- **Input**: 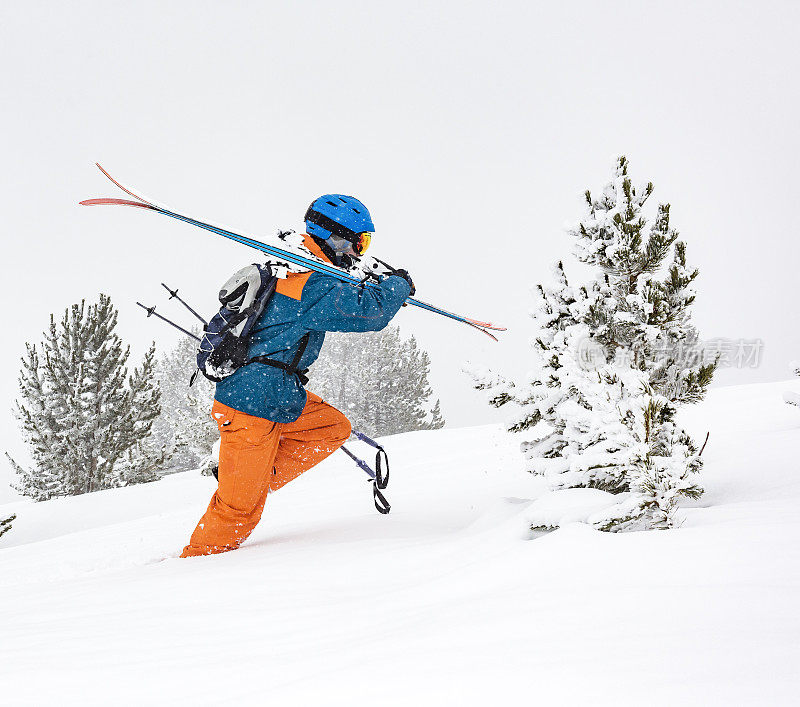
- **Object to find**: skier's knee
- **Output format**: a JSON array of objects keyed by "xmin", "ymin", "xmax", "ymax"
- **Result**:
[{"xmin": 335, "ymin": 414, "xmax": 352, "ymax": 444}]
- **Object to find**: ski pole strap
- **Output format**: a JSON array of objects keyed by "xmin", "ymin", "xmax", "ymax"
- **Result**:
[
  {"xmin": 374, "ymin": 447, "xmax": 389, "ymax": 490},
  {"xmin": 372, "ymin": 485, "xmax": 391, "ymax": 515},
  {"xmin": 248, "ymin": 333, "xmax": 311, "ymax": 385},
  {"xmin": 340, "ymin": 441, "xmax": 391, "ymax": 514},
  {"xmin": 349, "ymin": 430, "xmax": 389, "ymax": 490}
]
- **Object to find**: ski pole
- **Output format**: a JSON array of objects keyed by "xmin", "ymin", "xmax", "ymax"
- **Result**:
[
  {"xmin": 350, "ymin": 429, "xmax": 390, "ymax": 488},
  {"xmin": 136, "ymin": 302, "xmax": 201, "ymax": 342},
  {"xmin": 161, "ymin": 283, "xmax": 208, "ymax": 326},
  {"xmin": 340, "ymin": 440, "xmax": 390, "ymax": 515}
]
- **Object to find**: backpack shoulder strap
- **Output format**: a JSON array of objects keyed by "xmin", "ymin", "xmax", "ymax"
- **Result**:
[
  {"xmin": 248, "ymin": 332, "xmax": 312, "ymax": 386},
  {"xmin": 289, "ymin": 332, "xmax": 311, "ymax": 370}
]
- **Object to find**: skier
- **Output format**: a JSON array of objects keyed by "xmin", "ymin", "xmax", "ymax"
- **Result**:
[{"xmin": 180, "ymin": 195, "xmax": 413, "ymax": 557}]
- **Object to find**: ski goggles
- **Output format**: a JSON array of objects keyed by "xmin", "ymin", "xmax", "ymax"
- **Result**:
[
  {"xmin": 352, "ymin": 231, "xmax": 372, "ymax": 255},
  {"xmin": 327, "ymin": 231, "xmax": 373, "ymax": 257}
]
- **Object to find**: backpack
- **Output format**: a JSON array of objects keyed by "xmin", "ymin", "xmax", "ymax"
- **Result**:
[{"xmin": 195, "ymin": 263, "xmax": 278, "ymax": 383}]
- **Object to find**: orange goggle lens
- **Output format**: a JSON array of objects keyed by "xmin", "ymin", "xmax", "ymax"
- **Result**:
[{"xmin": 354, "ymin": 232, "xmax": 372, "ymax": 255}]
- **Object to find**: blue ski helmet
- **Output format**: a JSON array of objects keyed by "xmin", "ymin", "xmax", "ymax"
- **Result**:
[{"xmin": 304, "ymin": 194, "xmax": 374, "ymax": 242}]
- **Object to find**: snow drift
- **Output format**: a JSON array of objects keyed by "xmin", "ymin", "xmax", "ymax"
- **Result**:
[{"xmin": 1, "ymin": 381, "xmax": 799, "ymax": 705}]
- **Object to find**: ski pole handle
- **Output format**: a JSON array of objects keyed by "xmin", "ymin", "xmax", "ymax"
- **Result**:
[{"xmin": 351, "ymin": 429, "xmax": 383, "ymax": 451}]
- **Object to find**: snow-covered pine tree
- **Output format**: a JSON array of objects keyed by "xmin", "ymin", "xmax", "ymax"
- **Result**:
[
  {"xmin": 309, "ymin": 326, "xmax": 445, "ymax": 437},
  {"xmin": 150, "ymin": 332, "xmax": 216, "ymax": 472},
  {"xmin": 783, "ymin": 361, "xmax": 800, "ymax": 408},
  {"xmin": 108, "ymin": 343, "xmax": 169, "ymax": 486},
  {"xmin": 7, "ymin": 295, "xmax": 166, "ymax": 500},
  {"xmin": 471, "ymin": 156, "xmax": 716, "ymax": 531},
  {"xmin": 0, "ymin": 513, "xmax": 14, "ymax": 539}
]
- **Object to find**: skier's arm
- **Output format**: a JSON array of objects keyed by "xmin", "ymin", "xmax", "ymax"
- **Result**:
[{"xmin": 302, "ymin": 274, "xmax": 411, "ymax": 333}]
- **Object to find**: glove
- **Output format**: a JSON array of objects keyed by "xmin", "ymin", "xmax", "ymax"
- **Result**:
[{"xmin": 393, "ymin": 268, "xmax": 415, "ymax": 297}]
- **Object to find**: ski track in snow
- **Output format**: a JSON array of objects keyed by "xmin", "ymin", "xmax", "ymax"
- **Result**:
[{"xmin": 1, "ymin": 382, "xmax": 799, "ymax": 705}]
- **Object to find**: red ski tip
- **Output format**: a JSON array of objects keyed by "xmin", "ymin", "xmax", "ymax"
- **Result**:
[
  {"xmin": 79, "ymin": 198, "xmax": 154, "ymax": 209},
  {"xmin": 464, "ymin": 317, "xmax": 507, "ymax": 332},
  {"xmin": 94, "ymin": 163, "xmax": 155, "ymax": 206}
]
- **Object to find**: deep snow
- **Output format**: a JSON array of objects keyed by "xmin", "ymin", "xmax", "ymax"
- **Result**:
[{"xmin": 1, "ymin": 381, "xmax": 799, "ymax": 705}]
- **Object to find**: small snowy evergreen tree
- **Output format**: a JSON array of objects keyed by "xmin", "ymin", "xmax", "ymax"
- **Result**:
[
  {"xmin": 310, "ymin": 326, "xmax": 445, "ymax": 437},
  {"xmin": 107, "ymin": 344, "xmax": 169, "ymax": 486},
  {"xmin": 471, "ymin": 156, "xmax": 716, "ymax": 531},
  {"xmin": 783, "ymin": 361, "xmax": 800, "ymax": 408},
  {"xmin": 7, "ymin": 295, "xmax": 166, "ymax": 500},
  {"xmin": 0, "ymin": 513, "xmax": 14, "ymax": 539},
  {"xmin": 151, "ymin": 332, "xmax": 216, "ymax": 472}
]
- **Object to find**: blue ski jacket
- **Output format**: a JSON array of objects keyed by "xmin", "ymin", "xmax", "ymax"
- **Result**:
[{"xmin": 214, "ymin": 235, "xmax": 411, "ymax": 422}]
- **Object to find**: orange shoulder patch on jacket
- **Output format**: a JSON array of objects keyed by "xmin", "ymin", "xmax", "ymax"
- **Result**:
[{"xmin": 276, "ymin": 271, "xmax": 313, "ymax": 301}]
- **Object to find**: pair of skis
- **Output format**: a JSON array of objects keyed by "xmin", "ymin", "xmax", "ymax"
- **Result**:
[{"xmin": 80, "ymin": 164, "xmax": 505, "ymax": 340}]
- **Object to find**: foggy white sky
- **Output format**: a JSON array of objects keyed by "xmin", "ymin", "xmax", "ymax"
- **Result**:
[{"xmin": 1, "ymin": 1, "xmax": 799, "ymax": 491}]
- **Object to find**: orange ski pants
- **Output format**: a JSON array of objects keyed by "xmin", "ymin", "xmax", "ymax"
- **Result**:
[{"xmin": 180, "ymin": 393, "xmax": 351, "ymax": 557}]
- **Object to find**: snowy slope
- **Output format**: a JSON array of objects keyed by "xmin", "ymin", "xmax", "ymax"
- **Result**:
[{"xmin": 1, "ymin": 381, "xmax": 799, "ymax": 706}]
